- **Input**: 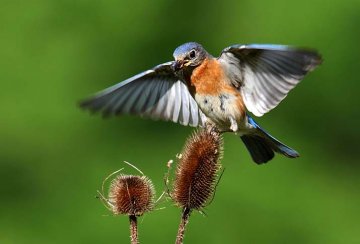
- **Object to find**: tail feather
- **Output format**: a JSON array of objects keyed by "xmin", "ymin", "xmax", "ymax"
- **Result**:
[
  {"xmin": 241, "ymin": 115, "xmax": 299, "ymax": 164},
  {"xmin": 241, "ymin": 135, "xmax": 274, "ymax": 164}
]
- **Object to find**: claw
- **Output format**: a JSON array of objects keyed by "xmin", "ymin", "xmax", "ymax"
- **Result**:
[{"xmin": 229, "ymin": 117, "xmax": 238, "ymax": 132}]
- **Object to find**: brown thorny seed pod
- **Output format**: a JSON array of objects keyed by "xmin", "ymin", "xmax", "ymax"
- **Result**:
[
  {"xmin": 172, "ymin": 124, "xmax": 223, "ymax": 210},
  {"xmin": 108, "ymin": 175, "xmax": 155, "ymax": 216}
]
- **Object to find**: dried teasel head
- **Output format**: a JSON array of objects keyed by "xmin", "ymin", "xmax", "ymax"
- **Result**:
[
  {"xmin": 172, "ymin": 124, "xmax": 223, "ymax": 210},
  {"xmin": 108, "ymin": 175, "xmax": 155, "ymax": 216}
]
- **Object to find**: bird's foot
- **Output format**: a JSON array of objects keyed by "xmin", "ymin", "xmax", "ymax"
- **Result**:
[{"xmin": 229, "ymin": 117, "xmax": 238, "ymax": 132}]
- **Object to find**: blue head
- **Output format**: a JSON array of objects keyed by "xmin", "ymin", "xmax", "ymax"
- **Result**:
[{"xmin": 172, "ymin": 42, "xmax": 209, "ymax": 72}]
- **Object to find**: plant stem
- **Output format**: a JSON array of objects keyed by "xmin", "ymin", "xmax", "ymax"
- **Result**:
[
  {"xmin": 176, "ymin": 207, "xmax": 191, "ymax": 244},
  {"xmin": 129, "ymin": 215, "xmax": 138, "ymax": 244}
]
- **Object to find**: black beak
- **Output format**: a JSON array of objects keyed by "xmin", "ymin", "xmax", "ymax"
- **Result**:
[{"xmin": 171, "ymin": 60, "xmax": 184, "ymax": 72}]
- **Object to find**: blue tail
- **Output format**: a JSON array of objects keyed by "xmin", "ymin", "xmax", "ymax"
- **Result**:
[{"xmin": 241, "ymin": 116, "xmax": 299, "ymax": 164}]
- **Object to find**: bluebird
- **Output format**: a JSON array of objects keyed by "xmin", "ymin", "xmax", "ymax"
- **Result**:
[{"xmin": 80, "ymin": 42, "xmax": 322, "ymax": 164}]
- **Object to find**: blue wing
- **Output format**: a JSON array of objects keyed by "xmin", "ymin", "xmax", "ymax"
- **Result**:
[{"xmin": 218, "ymin": 44, "xmax": 322, "ymax": 116}]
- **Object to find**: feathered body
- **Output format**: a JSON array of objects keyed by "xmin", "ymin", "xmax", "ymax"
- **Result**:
[{"xmin": 190, "ymin": 58, "xmax": 247, "ymax": 132}]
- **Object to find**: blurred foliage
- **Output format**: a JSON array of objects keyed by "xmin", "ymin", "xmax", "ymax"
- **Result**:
[{"xmin": 0, "ymin": 0, "xmax": 359, "ymax": 243}]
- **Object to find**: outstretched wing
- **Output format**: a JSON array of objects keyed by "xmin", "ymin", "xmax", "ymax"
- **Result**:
[
  {"xmin": 80, "ymin": 61, "xmax": 207, "ymax": 127},
  {"xmin": 218, "ymin": 44, "xmax": 322, "ymax": 117}
]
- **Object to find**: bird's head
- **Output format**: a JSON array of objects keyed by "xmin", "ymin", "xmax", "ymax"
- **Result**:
[{"xmin": 172, "ymin": 42, "xmax": 209, "ymax": 73}]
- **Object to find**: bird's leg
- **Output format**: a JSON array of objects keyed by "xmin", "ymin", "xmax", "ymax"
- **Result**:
[{"xmin": 229, "ymin": 116, "xmax": 238, "ymax": 132}]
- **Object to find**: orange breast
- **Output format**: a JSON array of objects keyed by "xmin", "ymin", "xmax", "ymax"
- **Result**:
[
  {"xmin": 190, "ymin": 58, "xmax": 227, "ymax": 95},
  {"xmin": 190, "ymin": 58, "xmax": 245, "ymax": 116}
]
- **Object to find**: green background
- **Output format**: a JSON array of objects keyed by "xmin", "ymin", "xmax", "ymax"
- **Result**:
[{"xmin": 1, "ymin": 0, "xmax": 359, "ymax": 243}]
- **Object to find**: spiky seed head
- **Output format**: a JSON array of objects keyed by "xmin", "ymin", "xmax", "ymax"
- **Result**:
[
  {"xmin": 108, "ymin": 175, "xmax": 155, "ymax": 216},
  {"xmin": 172, "ymin": 124, "xmax": 223, "ymax": 210}
]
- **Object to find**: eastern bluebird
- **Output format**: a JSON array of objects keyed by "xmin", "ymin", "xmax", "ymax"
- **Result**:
[{"xmin": 80, "ymin": 42, "xmax": 322, "ymax": 164}]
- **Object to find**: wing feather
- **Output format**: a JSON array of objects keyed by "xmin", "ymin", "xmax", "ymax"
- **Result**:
[
  {"xmin": 171, "ymin": 81, "xmax": 181, "ymax": 123},
  {"xmin": 218, "ymin": 44, "xmax": 322, "ymax": 116},
  {"xmin": 80, "ymin": 62, "xmax": 206, "ymax": 127}
]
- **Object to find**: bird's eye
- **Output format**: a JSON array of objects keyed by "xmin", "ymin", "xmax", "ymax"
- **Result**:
[{"xmin": 189, "ymin": 49, "xmax": 196, "ymax": 59}]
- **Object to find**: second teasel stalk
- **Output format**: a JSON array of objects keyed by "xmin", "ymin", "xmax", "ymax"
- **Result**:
[
  {"xmin": 171, "ymin": 124, "xmax": 223, "ymax": 243},
  {"xmin": 109, "ymin": 175, "xmax": 155, "ymax": 244},
  {"xmin": 99, "ymin": 167, "xmax": 155, "ymax": 244}
]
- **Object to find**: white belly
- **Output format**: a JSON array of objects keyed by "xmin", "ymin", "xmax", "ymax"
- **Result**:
[{"xmin": 194, "ymin": 93, "xmax": 248, "ymax": 132}]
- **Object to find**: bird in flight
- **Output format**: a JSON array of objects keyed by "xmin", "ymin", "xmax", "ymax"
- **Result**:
[{"xmin": 80, "ymin": 42, "xmax": 322, "ymax": 164}]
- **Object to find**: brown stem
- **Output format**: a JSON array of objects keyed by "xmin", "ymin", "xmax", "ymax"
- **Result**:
[
  {"xmin": 129, "ymin": 215, "xmax": 138, "ymax": 244},
  {"xmin": 176, "ymin": 207, "xmax": 191, "ymax": 244}
]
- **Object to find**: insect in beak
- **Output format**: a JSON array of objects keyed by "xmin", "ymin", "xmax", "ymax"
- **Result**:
[
  {"xmin": 172, "ymin": 59, "xmax": 190, "ymax": 72},
  {"xmin": 172, "ymin": 60, "xmax": 184, "ymax": 72}
]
